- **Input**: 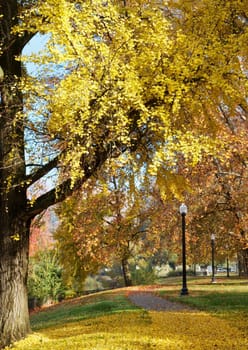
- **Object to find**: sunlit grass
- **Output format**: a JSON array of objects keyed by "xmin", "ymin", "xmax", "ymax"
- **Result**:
[
  {"xmin": 6, "ymin": 277, "xmax": 248, "ymax": 350},
  {"xmin": 30, "ymin": 292, "xmax": 137, "ymax": 330},
  {"xmin": 158, "ymin": 276, "xmax": 248, "ymax": 337},
  {"xmin": 158, "ymin": 276, "xmax": 248, "ymax": 311}
]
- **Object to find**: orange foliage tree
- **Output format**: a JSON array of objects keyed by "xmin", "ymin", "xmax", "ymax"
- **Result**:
[{"xmin": 54, "ymin": 165, "xmax": 161, "ymax": 287}]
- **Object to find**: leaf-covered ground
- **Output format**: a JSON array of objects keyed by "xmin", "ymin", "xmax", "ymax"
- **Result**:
[
  {"xmin": 7, "ymin": 311, "xmax": 248, "ymax": 349},
  {"xmin": 6, "ymin": 285, "xmax": 248, "ymax": 350}
]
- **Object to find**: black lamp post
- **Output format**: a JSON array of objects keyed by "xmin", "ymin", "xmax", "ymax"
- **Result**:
[
  {"xmin": 211, "ymin": 234, "xmax": 216, "ymax": 283},
  {"xmin": 179, "ymin": 203, "xmax": 188, "ymax": 296},
  {"xmin": 226, "ymin": 244, "xmax": 230, "ymax": 278},
  {"xmin": 226, "ymin": 255, "xmax": 230, "ymax": 277}
]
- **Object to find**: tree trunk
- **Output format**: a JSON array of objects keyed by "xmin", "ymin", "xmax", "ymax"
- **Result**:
[
  {"xmin": 0, "ymin": 219, "xmax": 31, "ymax": 349},
  {"xmin": 121, "ymin": 258, "xmax": 132, "ymax": 287},
  {"xmin": 238, "ymin": 249, "xmax": 248, "ymax": 277},
  {"xmin": 0, "ymin": 65, "xmax": 30, "ymax": 347},
  {"xmin": 0, "ymin": 2, "xmax": 32, "ymax": 347}
]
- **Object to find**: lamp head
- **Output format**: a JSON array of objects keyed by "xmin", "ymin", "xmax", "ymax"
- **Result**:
[{"xmin": 179, "ymin": 203, "xmax": 187, "ymax": 215}]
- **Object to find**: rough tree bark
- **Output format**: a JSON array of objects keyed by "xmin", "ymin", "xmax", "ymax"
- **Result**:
[{"xmin": 0, "ymin": 2, "xmax": 31, "ymax": 347}]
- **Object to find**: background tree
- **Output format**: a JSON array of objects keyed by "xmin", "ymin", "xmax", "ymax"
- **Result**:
[
  {"xmin": 178, "ymin": 109, "xmax": 248, "ymax": 274},
  {"xmin": 29, "ymin": 209, "xmax": 56, "ymax": 257},
  {"xmin": 1, "ymin": 0, "xmax": 248, "ymax": 347},
  {"xmin": 55, "ymin": 165, "xmax": 157, "ymax": 287}
]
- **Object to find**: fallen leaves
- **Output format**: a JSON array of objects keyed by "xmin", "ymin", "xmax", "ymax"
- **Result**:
[{"xmin": 7, "ymin": 310, "xmax": 248, "ymax": 349}]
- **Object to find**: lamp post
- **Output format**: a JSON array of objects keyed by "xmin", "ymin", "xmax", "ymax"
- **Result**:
[
  {"xmin": 179, "ymin": 203, "xmax": 188, "ymax": 296},
  {"xmin": 211, "ymin": 234, "xmax": 216, "ymax": 283},
  {"xmin": 226, "ymin": 244, "xmax": 230, "ymax": 278},
  {"xmin": 226, "ymin": 255, "xmax": 230, "ymax": 277}
]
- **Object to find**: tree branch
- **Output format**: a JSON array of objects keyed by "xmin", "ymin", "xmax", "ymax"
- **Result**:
[
  {"xmin": 25, "ymin": 177, "xmax": 82, "ymax": 220},
  {"xmin": 25, "ymin": 144, "xmax": 112, "ymax": 219},
  {"xmin": 25, "ymin": 108, "xmax": 144, "ymax": 220},
  {"xmin": 25, "ymin": 155, "xmax": 60, "ymax": 187}
]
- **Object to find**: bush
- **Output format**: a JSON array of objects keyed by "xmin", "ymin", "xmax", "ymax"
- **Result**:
[
  {"xmin": 83, "ymin": 275, "xmax": 103, "ymax": 292},
  {"xmin": 167, "ymin": 270, "xmax": 182, "ymax": 277},
  {"xmin": 28, "ymin": 249, "xmax": 66, "ymax": 307},
  {"xmin": 130, "ymin": 261, "xmax": 157, "ymax": 285},
  {"xmin": 167, "ymin": 269, "xmax": 196, "ymax": 278}
]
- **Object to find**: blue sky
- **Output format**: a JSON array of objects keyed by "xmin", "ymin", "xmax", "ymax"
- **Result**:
[
  {"xmin": 22, "ymin": 34, "xmax": 48, "ymax": 75},
  {"xmin": 23, "ymin": 34, "xmax": 58, "ymax": 192},
  {"xmin": 23, "ymin": 33, "xmax": 47, "ymax": 54}
]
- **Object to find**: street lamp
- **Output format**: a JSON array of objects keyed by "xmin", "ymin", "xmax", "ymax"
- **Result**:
[
  {"xmin": 225, "ymin": 244, "xmax": 230, "ymax": 278},
  {"xmin": 211, "ymin": 234, "xmax": 216, "ymax": 283},
  {"xmin": 179, "ymin": 203, "xmax": 188, "ymax": 296}
]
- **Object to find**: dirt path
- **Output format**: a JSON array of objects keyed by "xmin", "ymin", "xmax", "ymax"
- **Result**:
[{"xmin": 128, "ymin": 291, "xmax": 194, "ymax": 312}]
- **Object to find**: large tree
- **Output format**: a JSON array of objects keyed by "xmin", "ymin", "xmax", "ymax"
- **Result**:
[{"xmin": 0, "ymin": 0, "xmax": 248, "ymax": 347}]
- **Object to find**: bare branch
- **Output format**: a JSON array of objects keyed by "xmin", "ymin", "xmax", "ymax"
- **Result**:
[
  {"xmin": 25, "ymin": 155, "xmax": 60, "ymax": 187},
  {"xmin": 102, "ymin": 218, "xmax": 115, "ymax": 226},
  {"xmin": 25, "ymin": 144, "xmax": 111, "ymax": 219}
]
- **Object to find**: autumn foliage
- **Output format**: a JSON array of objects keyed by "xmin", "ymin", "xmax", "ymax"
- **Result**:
[
  {"xmin": 1, "ymin": 0, "xmax": 248, "ymax": 347},
  {"xmin": 17, "ymin": 0, "xmax": 248, "ymax": 190}
]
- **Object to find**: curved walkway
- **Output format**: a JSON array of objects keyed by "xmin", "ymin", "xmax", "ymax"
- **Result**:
[{"xmin": 128, "ymin": 291, "xmax": 194, "ymax": 312}]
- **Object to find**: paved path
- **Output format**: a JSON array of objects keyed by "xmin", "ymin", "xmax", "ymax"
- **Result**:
[{"xmin": 128, "ymin": 292, "xmax": 194, "ymax": 312}]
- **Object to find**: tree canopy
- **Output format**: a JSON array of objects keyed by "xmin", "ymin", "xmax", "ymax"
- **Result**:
[{"xmin": 17, "ymin": 0, "xmax": 248, "ymax": 210}]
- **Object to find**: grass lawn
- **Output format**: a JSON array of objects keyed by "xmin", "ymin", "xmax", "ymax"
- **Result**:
[
  {"xmin": 159, "ymin": 276, "xmax": 248, "ymax": 312},
  {"xmin": 5, "ymin": 277, "xmax": 248, "ymax": 350},
  {"xmin": 158, "ymin": 276, "xmax": 248, "ymax": 335},
  {"xmin": 29, "ymin": 292, "xmax": 138, "ymax": 331}
]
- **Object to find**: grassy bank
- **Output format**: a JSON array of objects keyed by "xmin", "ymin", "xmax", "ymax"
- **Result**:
[
  {"xmin": 30, "ymin": 292, "xmax": 138, "ymax": 331},
  {"xmin": 158, "ymin": 276, "xmax": 248, "ymax": 335},
  {"xmin": 5, "ymin": 277, "xmax": 248, "ymax": 350},
  {"xmin": 158, "ymin": 276, "xmax": 248, "ymax": 312}
]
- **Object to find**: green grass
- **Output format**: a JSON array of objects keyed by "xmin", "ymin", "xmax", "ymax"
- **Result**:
[
  {"xmin": 30, "ymin": 277, "xmax": 248, "ymax": 333},
  {"xmin": 167, "ymin": 291, "xmax": 248, "ymax": 313},
  {"xmin": 30, "ymin": 292, "xmax": 140, "ymax": 330},
  {"xmin": 158, "ymin": 277, "xmax": 248, "ymax": 313}
]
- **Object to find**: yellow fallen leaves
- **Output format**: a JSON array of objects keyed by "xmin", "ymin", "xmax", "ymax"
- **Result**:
[{"xmin": 8, "ymin": 311, "xmax": 248, "ymax": 350}]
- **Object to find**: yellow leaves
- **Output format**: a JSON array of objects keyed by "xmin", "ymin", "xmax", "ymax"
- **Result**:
[
  {"xmin": 148, "ymin": 129, "xmax": 221, "ymax": 184},
  {"xmin": 155, "ymin": 169, "xmax": 190, "ymax": 201},
  {"xmin": 11, "ymin": 234, "xmax": 20, "ymax": 241},
  {"xmin": 8, "ymin": 311, "xmax": 248, "ymax": 349},
  {"xmin": 14, "ymin": 0, "xmax": 248, "ymax": 189},
  {"xmin": 0, "ymin": 65, "xmax": 4, "ymax": 80}
]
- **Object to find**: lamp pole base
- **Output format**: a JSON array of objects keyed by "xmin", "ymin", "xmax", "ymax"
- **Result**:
[{"xmin": 180, "ymin": 287, "xmax": 189, "ymax": 296}]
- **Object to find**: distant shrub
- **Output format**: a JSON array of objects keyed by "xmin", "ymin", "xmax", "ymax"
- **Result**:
[
  {"xmin": 130, "ymin": 262, "xmax": 157, "ymax": 285},
  {"xmin": 28, "ymin": 249, "xmax": 66, "ymax": 307},
  {"xmin": 167, "ymin": 269, "xmax": 195, "ymax": 278},
  {"xmin": 167, "ymin": 270, "xmax": 182, "ymax": 277},
  {"xmin": 83, "ymin": 275, "xmax": 103, "ymax": 292}
]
